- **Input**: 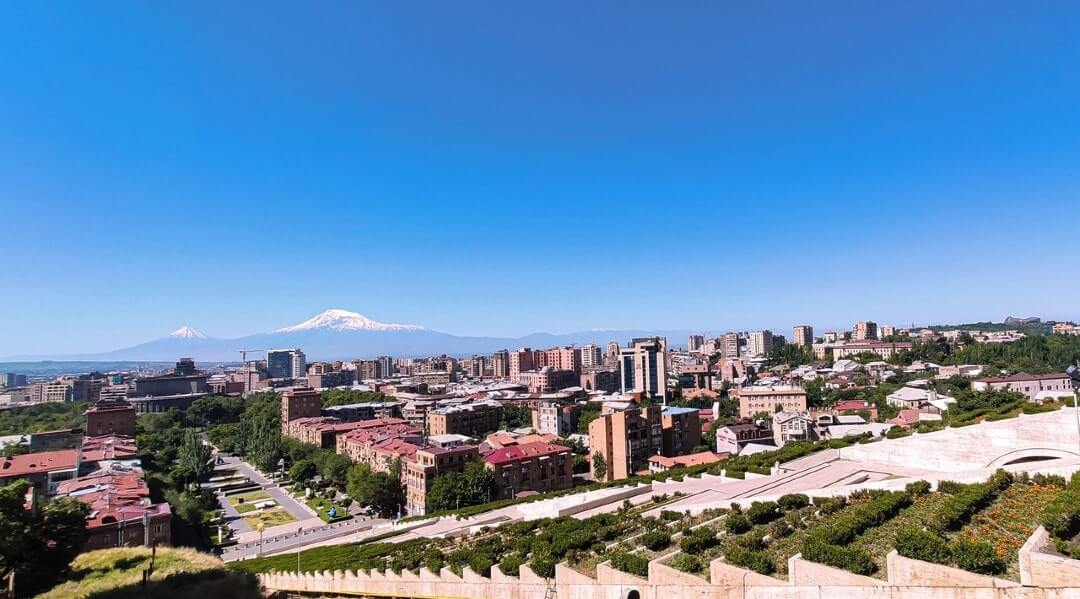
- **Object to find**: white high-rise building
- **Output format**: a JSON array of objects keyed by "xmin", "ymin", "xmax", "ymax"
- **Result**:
[
  {"xmin": 268, "ymin": 348, "xmax": 306, "ymax": 379},
  {"xmin": 748, "ymin": 330, "xmax": 774, "ymax": 357},
  {"xmin": 618, "ymin": 337, "xmax": 670, "ymax": 403},
  {"xmin": 580, "ymin": 344, "xmax": 603, "ymax": 369}
]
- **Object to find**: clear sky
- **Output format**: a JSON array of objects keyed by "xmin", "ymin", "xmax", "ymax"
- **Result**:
[{"xmin": 1, "ymin": 2, "xmax": 1078, "ymax": 355}]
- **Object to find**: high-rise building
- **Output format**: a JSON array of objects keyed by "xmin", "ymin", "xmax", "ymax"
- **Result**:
[
  {"xmin": 589, "ymin": 407, "xmax": 662, "ymax": 482},
  {"xmin": 880, "ymin": 325, "xmax": 896, "ymax": 339},
  {"xmin": 280, "ymin": 387, "xmax": 322, "ymax": 432},
  {"xmin": 491, "ymin": 350, "xmax": 510, "ymax": 378},
  {"xmin": 793, "ymin": 325, "xmax": 814, "ymax": 347},
  {"xmin": 267, "ymin": 348, "xmax": 306, "ymax": 379},
  {"xmin": 605, "ymin": 341, "xmax": 620, "ymax": 361},
  {"xmin": 618, "ymin": 337, "xmax": 670, "ymax": 403},
  {"xmin": 174, "ymin": 358, "xmax": 197, "ymax": 376},
  {"xmin": 508, "ymin": 348, "xmax": 536, "ymax": 379},
  {"xmin": 687, "ymin": 335, "xmax": 705, "ymax": 352},
  {"xmin": 721, "ymin": 333, "xmax": 740, "ymax": 358},
  {"xmin": 853, "ymin": 321, "xmax": 878, "ymax": 341},
  {"xmin": 748, "ymin": 330, "xmax": 775, "ymax": 357},
  {"xmin": 536, "ymin": 346, "xmax": 582, "ymax": 375},
  {"xmin": 580, "ymin": 344, "xmax": 603, "ymax": 369},
  {"xmin": 376, "ymin": 356, "xmax": 394, "ymax": 377}
]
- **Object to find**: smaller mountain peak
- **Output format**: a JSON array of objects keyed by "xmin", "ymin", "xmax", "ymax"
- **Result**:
[{"xmin": 170, "ymin": 326, "xmax": 208, "ymax": 339}]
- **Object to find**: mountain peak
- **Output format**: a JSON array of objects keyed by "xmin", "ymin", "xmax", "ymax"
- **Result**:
[
  {"xmin": 274, "ymin": 309, "xmax": 425, "ymax": 333},
  {"xmin": 169, "ymin": 326, "xmax": 207, "ymax": 339}
]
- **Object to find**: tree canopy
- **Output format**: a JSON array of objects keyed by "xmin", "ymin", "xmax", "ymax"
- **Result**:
[{"xmin": 0, "ymin": 479, "xmax": 89, "ymax": 596}]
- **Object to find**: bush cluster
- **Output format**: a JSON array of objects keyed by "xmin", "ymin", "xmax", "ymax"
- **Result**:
[
  {"xmin": 724, "ymin": 545, "xmax": 775, "ymax": 575},
  {"xmin": 680, "ymin": 527, "xmax": 719, "ymax": 554},
  {"xmin": 777, "ymin": 493, "xmax": 809, "ymax": 511},
  {"xmin": 950, "ymin": 540, "xmax": 1006, "ymax": 575},
  {"xmin": 894, "ymin": 527, "xmax": 950, "ymax": 564},
  {"xmin": 641, "ymin": 531, "xmax": 672, "ymax": 552},
  {"xmin": 746, "ymin": 501, "xmax": 781, "ymax": 525},
  {"xmin": 669, "ymin": 553, "xmax": 703, "ymax": 574},
  {"xmin": 1040, "ymin": 472, "xmax": 1080, "ymax": 541},
  {"xmin": 931, "ymin": 470, "xmax": 1012, "ymax": 532},
  {"xmin": 607, "ymin": 550, "xmax": 649, "ymax": 578},
  {"xmin": 800, "ymin": 539, "xmax": 875, "ymax": 575},
  {"xmin": 807, "ymin": 492, "xmax": 912, "ymax": 546},
  {"xmin": 724, "ymin": 514, "xmax": 752, "ymax": 535}
]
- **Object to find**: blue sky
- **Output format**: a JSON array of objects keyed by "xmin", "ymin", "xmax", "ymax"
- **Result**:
[{"xmin": 1, "ymin": 2, "xmax": 1078, "ymax": 355}]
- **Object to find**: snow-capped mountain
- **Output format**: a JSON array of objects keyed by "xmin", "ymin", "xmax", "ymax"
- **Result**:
[
  {"xmin": 274, "ymin": 309, "xmax": 424, "ymax": 333},
  {"xmin": 170, "ymin": 326, "xmax": 208, "ymax": 339},
  {"xmin": 4, "ymin": 307, "xmax": 692, "ymax": 362}
]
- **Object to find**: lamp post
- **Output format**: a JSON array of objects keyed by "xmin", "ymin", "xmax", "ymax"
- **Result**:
[
  {"xmin": 296, "ymin": 526, "xmax": 303, "ymax": 575},
  {"xmin": 256, "ymin": 522, "xmax": 265, "ymax": 558}
]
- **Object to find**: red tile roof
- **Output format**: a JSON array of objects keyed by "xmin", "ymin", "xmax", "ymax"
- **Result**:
[
  {"xmin": 56, "ymin": 467, "xmax": 171, "ymax": 527},
  {"xmin": 0, "ymin": 449, "xmax": 78, "ymax": 479},
  {"xmin": 484, "ymin": 441, "xmax": 569, "ymax": 466},
  {"xmin": 81, "ymin": 435, "xmax": 139, "ymax": 462}
]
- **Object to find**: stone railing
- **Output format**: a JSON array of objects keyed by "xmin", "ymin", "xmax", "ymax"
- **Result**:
[{"xmin": 257, "ymin": 526, "xmax": 1080, "ymax": 598}]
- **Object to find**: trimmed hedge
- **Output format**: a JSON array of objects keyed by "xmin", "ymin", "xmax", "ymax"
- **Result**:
[
  {"xmin": 724, "ymin": 545, "xmax": 775, "ymax": 575},
  {"xmin": 1040, "ymin": 472, "xmax": 1080, "ymax": 540},
  {"xmin": 680, "ymin": 528, "xmax": 719, "ymax": 554},
  {"xmin": 930, "ymin": 470, "xmax": 1012, "ymax": 532},
  {"xmin": 724, "ymin": 514, "xmax": 752, "ymax": 535},
  {"xmin": 641, "ymin": 530, "xmax": 672, "ymax": 551},
  {"xmin": 777, "ymin": 493, "xmax": 809, "ymax": 511},
  {"xmin": 807, "ymin": 491, "xmax": 912, "ymax": 546},
  {"xmin": 800, "ymin": 539, "xmax": 875, "ymax": 575},
  {"xmin": 746, "ymin": 501, "xmax": 781, "ymax": 525},
  {"xmin": 950, "ymin": 540, "xmax": 1006, "ymax": 575},
  {"xmin": 608, "ymin": 550, "xmax": 649, "ymax": 578},
  {"xmin": 669, "ymin": 553, "xmax": 703, "ymax": 574},
  {"xmin": 895, "ymin": 527, "xmax": 950, "ymax": 564}
]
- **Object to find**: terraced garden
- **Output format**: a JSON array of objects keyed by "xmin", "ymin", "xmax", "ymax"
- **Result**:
[{"xmin": 230, "ymin": 470, "xmax": 1080, "ymax": 585}]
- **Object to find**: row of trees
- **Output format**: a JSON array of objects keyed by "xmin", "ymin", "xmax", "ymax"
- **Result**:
[{"xmin": 0, "ymin": 479, "xmax": 89, "ymax": 596}]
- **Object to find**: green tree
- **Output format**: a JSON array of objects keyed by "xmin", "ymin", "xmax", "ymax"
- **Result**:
[
  {"xmin": 592, "ymin": 452, "xmax": 607, "ymax": 480},
  {"xmin": 207, "ymin": 422, "xmax": 243, "ymax": 453},
  {"xmin": 426, "ymin": 460, "xmax": 496, "ymax": 511},
  {"xmin": 346, "ymin": 464, "xmax": 405, "ymax": 519},
  {"xmin": 0, "ymin": 479, "xmax": 89, "ymax": 595},
  {"xmin": 500, "ymin": 404, "xmax": 533, "ymax": 430},
  {"xmin": 187, "ymin": 395, "xmax": 246, "ymax": 428},
  {"xmin": 289, "ymin": 459, "xmax": 318, "ymax": 486},
  {"xmin": 175, "ymin": 428, "xmax": 213, "ymax": 484}
]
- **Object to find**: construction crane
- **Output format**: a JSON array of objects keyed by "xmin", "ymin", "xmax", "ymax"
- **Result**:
[{"xmin": 237, "ymin": 349, "xmax": 268, "ymax": 394}]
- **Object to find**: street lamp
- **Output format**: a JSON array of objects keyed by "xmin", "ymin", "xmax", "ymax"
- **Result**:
[
  {"xmin": 296, "ymin": 526, "xmax": 303, "ymax": 575},
  {"xmin": 1067, "ymin": 364, "xmax": 1080, "ymax": 455},
  {"xmin": 256, "ymin": 522, "xmax": 265, "ymax": 558}
]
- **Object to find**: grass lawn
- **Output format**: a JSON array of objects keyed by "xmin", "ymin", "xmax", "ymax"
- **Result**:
[
  {"xmin": 242, "ymin": 507, "xmax": 297, "ymax": 529},
  {"xmin": 37, "ymin": 546, "xmax": 260, "ymax": 599},
  {"xmin": 227, "ymin": 490, "xmax": 271, "ymax": 506},
  {"xmin": 234, "ymin": 502, "xmax": 263, "ymax": 514},
  {"xmin": 306, "ymin": 496, "xmax": 352, "ymax": 522}
]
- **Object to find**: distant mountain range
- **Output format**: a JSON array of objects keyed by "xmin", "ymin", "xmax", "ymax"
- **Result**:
[{"xmin": 4, "ymin": 309, "xmax": 693, "ymax": 362}]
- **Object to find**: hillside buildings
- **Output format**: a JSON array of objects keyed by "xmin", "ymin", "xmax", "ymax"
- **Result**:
[
  {"xmin": 588, "ymin": 405, "xmax": 702, "ymax": 482},
  {"xmin": 735, "ymin": 385, "xmax": 808, "ymax": 417},
  {"xmin": 484, "ymin": 441, "xmax": 573, "ymax": 498},
  {"xmin": 972, "ymin": 372, "xmax": 1073, "ymax": 402},
  {"xmin": 793, "ymin": 325, "xmax": 813, "ymax": 347}
]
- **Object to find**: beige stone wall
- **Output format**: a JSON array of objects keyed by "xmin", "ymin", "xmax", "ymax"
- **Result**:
[{"xmin": 256, "ymin": 527, "xmax": 1080, "ymax": 599}]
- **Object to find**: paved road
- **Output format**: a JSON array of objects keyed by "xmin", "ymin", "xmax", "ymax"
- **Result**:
[{"xmin": 221, "ymin": 516, "xmax": 384, "ymax": 561}]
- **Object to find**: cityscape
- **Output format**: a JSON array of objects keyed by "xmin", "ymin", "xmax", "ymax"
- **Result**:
[{"xmin": 2, "ymin": 3, "xmax": 1079, "ymax": 599}]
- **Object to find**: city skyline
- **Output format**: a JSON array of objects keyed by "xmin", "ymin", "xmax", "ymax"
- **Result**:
[{"xmin": 2, "ymin": 3, "xmax": 1079, "ymax": 354}]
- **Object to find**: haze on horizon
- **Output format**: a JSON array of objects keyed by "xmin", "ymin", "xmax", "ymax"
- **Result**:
[{"xmin": 1, "ymin": 2, "xmax": 1078, "ymax": 355}]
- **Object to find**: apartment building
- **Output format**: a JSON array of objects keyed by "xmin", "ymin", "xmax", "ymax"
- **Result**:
[
  {"xmin": 971, "ymin": 372, "xmax": 1073, "ymax": 402},
  {"xmin": 721, "ymin": 333, "xmax": 740, "ymax": 358},
  {"xmin": 517, "ymin": 367, "xmax": 577, "ymax": 393},
  {"xmin": 531, "ymin": 402, "xmax": 579, "ymax": 437},
  {"xmin": 618, "ymin": 337, "xmax": 669, "ymax": 403},
  {"xmin": 772, "ymin": 411, "xmax": 815, "ymax": 446},
  {"xmin": 280, "ymin": 387, "xmax": 322, "ymax": 432},
  {"xmin": 580, "ymin": 368, "xmax": 619, "ymax": 393},
  {"xmin": 736, "ymin": 385, "xmax": 808, "ymax": 417},
  {"xmin": 793, "ymin": 325, "xmax": 814, "ymax": 347},
  {"xmin": 484, "ymin": 441, "xmax": 573, "ymax": 499},
  {"xmin": 335, "ymin": 420, "xmax": 423, "ymax": 463},
  {"xmin": 588, "ymin": 407, "xmax": 663, "ymax": 482},
  {"xmin": 687, "ymin": 335, "xmax": 705, "ymax": 353},
  {"xmin": 404, "ymin": 444, "xmax": 481, "ymax": 515},
  {"xmin": 748, "ymin": 330, "xmax": 775, "ymax": 357},
  {"xmin": 580, "ymin": 344, "xmax": 603, "ymax": 369},
  {"xmin": 827, "ymin": 341, "xmax": 913, "ymax": 361},
  {"xmin": 84, "ymin": 397, "xmax": 137, "ymax": 437},
  {"xmin": 714, "ymin": 418, "xmax": 773, "ymax": 454},
  {"xmin": 660, "ymin": 406, "xmax": 701, "ymax": 457},
  {"xmin": 427, "ymin": 400, "xmax": 502, "ymax": 437},
  {"xmin": 491, "ymin": 350, "xmax": 510, "ymax": 378},
  {"xmin": 853, "ymin": 321, "xmax": 878, "ymax": 341}
]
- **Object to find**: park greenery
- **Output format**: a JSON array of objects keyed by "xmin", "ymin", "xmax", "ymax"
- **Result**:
[
  {"xmin": 321, "ymin": 388, "xmax": 390, "ymax": 407},
  {"xmin": 426, "ymin": 460, "xmax": 498, "ymax": 512},
  {"xmin": 0, "ymin": 401, "xmax": 87, "ymax": 435},
  {"xmin": 0, "ymin": 478, "xmax": 89, "ymax": 596}
]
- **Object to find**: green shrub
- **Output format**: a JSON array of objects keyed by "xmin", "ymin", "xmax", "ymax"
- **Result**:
[
  {"xmin": 800, "ymin": 539, "xmax": 875, "ymax": 575},
  {"xmin": 608, "ymin": 550, "xmax": 649, "ymax": 578},
  {"xmin": 1040, "ymin": 489, "xmax": 1080, "ymax": 540},
  {"xmin": 812, "ymin": 496, "xmax": 847, "ymax": 514},
  {"xmin": 680, "ymin": 528, "xmax": 719, "ymax": 554},
  {"xmin": 777, "ymin": 493, "xmax": 809, "ymax": 511},
  {"xmin": 808, "ymin": 492, "xmax": 911, "ymax": 546},
  {"xmin": 660, "ymin": 510, "xmax": 682, "ymax": 522},
  {"xmin": 769, "ymin": 520, "xmax": 794, "ymax": 539},
  {"xmin": 950, "ymin": 540, "xmax": 1006, "ymax": 575},
  {"xmin": 467, "ymin": 554, "xmax": 493, "ymax": 577},
  {"xmin": 641, "ymin": 531, "xmax": 672, "ymax": 551},
  {"xmin": 905, "ymin": 480, "xmax": 931, "ymax": 497},
  {"xmin": 931, "ymin": 471, "xmax": 1013, "ymax": 532},
  {"xmin": 498, "ymin": 554, "xmax": 523, "ymax": 577},
  {"xmin": 894, "ymin": 527, "xmax": 950, "ymax": 564},
  {"xmin": 724, "ymin": 514, "xmax": 752, "ymax": 535},
  {"xmin": 669, "ymin": 553, "xmax": 703, "ymax": 574},
  {"xmin": 731, "ymin": 533, "xmax": 766, "ymax": 552},
  {"xmin": 937, "ymin": 480, "xmax": 963, "ymax": 494},
  {"xmin": 746, "ymin": 501, "xmax": 781, "ymax": 525},
  {"xmin": 529, "ymin": 556, "xmax": 555, "ymax": 579},
  {"xmin": 1032, "ymin": 473, "xmax": 1067, "ymax": 488},
  {"xmin": 724, "ymin": 545, "xmax": 775, "ymax": 575}
]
